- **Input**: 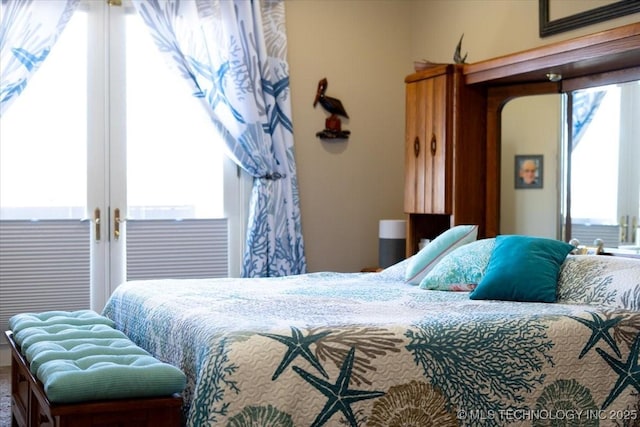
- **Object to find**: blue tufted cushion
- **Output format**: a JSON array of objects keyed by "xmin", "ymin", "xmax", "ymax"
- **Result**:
[
  {"xmin": 9, "ymin": 310, "xmax": 186, "ymax": 403},
  {"xmin": 37, "ymin": 353, "xmax": 186, "ymax": 403},
  {"xmin": 9, "ymin": 310, "xmax": 115, "ymax": 333},
  {"xmin": 16, "ymin": 324, "xmax": 127, "ymax": 351},
  {"xmin": 27, "ymin": 338, "xmax": 150, "ymax": 374}
]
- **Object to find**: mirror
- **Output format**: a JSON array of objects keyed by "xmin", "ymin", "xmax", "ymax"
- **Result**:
[
  {"xmin": 564, "ymin": 80, "xmax": 640, "ymax": 251},
  {"xmin": 500, "ymin": 95, "xmax": 561, "ymax": 238},
  {"xmin": 499, "ymin": 80, "xmax": 640, "ymax": 255},
  {"xmin": 478, "ymin": 24, "xmax": 640, "ymax": 245}
]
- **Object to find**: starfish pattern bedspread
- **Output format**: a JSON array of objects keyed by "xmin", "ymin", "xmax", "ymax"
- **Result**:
[{"xmin": 102, "ymin": 264, "xmax": 640, "ymax": 427}]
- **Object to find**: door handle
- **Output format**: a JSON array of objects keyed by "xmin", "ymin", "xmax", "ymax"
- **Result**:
[
  {"xmin": 620, "ymin": 215, "xmax": 628, "ymax": 243},
  {"xmin": 114, "ymin": 208, "xmax": 121, "ymax": 241},
  {"xmin": 93, "ymin": 208, "xmax": 101, "ymax": 242}
]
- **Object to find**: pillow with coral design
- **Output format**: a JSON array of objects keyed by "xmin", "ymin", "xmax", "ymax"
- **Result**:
[
  {"xmin": 419, "ymin": 238, "xmax": 495, "ymax": 291},
  {"xmin": 557, "ymin": 255, "xmax": 640, "ymax": 310}
]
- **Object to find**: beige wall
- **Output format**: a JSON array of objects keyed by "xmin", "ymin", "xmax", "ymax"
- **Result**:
[
  {"xmin": 286, "ymin": 0, "xmax": 639, "ymax": 272},
  {"xmin": 286, "ymin": 1, "xmax": 412, "ymax": 272},
  {"xmin": 409, "ymin": 0, "xmax": 639, "ymax": 63}
]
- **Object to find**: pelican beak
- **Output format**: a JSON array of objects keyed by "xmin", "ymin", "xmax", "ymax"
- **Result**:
[{"xmin": 314, "ymin": 78, "xmax": 328, "ymax": 107}]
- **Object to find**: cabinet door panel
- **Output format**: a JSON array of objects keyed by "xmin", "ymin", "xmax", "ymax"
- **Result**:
[
  {"xmin": 421, "ymin": 78, "xmax": 435, "ymax": 212},
  {"xmin": 431, "ymin": 73, "xmax": 450, "ymax": 214},
  {"xmin": 405, "ymin": 78, "xmax": 429, "ymax": 212},
  {"xmin": 404, "ymin": 73, "xmax": 448, "ymax": 214}
]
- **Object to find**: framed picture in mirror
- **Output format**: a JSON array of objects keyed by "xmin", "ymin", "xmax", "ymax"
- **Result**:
[
  {"xmin": 539, "ymin": 0, "xmax": 640, "ymax": 37},
  {"xmin": 515, "ymin": 155, "xmax": 543, "ymax": 189}
]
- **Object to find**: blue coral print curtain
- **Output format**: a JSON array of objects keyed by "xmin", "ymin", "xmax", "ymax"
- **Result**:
[
  {"xmin": 571, "ymin": 90, "xmax": 605, "ymax": 151},
  {"xmin": 0, "ymin": 0, "xmax": 80, "ymax": 116},
  {"xmin": 132, "ymin": 0, "xmax": 306, "ymax": 277}
]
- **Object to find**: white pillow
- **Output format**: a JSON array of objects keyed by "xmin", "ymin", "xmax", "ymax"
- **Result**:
[
  {"xmin": 404, "ymin": 225, "xmax": 479, "ymax": 285},
  {"xmin": 557, "ymin": 255, "xmax": 640, "ymax": 310}
]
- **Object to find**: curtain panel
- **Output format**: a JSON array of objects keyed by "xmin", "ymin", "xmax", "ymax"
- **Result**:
[
  {"xmin": 0, "ymin": 0, "xmax": 80, "ymax": 116},
  {"xmin": 132, "ymin": 0, "xmax": 306, "ymax": 277},
  {"xmin": 571, "ymin": 90, "xmax": 606, "ymax": 151}
]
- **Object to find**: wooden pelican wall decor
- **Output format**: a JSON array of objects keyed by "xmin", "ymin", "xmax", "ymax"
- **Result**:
[{"xmin": 313, "ymin": 77, "xmax": 350, "ymax": 139}]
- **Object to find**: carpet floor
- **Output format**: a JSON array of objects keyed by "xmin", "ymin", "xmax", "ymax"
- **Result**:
[{"xmin": 0, "ymin": 366, "xmax": 10, "ymax": 427}]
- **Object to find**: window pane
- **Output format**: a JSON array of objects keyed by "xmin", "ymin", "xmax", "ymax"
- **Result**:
[
  {"xmin": 125, "ymin": 14, "xmax": 223, "ymax": 219},
  {"xmin": 0, "ymin": 13, "xmax": 87, "ymax": 220}
]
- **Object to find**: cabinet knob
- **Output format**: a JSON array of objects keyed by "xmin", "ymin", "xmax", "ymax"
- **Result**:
[
  {"xmin": 430, "ymin": 134, "xmax": 437, "ymax": 156},
  {"xmin": 413, "ymin": 137, "xmax": 420, "ymax": 157}
]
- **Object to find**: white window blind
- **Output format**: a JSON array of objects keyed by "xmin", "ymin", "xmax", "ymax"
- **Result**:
[
  {"xmin": 571, "ymin": 223, "xmax": 620, "ymax": 248},
  {"xmin": 126, "ymin": 219, "xmax": 228, "ymax": 280},
  {"xmin": 0, "ymin": 220, "xmax": 90, "ymax": 342},
  {"xmin": 0, "ymin": 218, "xmax": 229, "ymax": 341}
]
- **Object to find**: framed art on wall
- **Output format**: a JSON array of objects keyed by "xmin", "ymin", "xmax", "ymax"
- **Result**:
[{"xmin": 515, "ymin": 155, "xmax": 543, "ymax": 189}]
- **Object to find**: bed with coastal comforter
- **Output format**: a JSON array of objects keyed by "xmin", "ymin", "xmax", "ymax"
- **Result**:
[{"xmin": 102, "ymin": 233, "xmax": 640, "ymax": 427}]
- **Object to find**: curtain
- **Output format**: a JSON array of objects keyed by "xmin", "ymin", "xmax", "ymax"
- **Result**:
[
  {"xmin": 0, "ymin": 0, "xmax": 80, "ymax": 116},
  {"xmin": 132, "ymin": 0, "xmax": 306, "ymax": 277},
  {"xmin": 571, "ymin": 89, "xmax": 606, "ymax": 151}
]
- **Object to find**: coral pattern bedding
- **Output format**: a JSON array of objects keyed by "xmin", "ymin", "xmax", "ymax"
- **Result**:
[{"xmin": 102, "ymin": 256, "xmax": 640, "ymax": 427}]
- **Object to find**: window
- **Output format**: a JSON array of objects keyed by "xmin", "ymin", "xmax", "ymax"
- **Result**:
[
  {"xmin": 124, "ymin": 13, "xmax": 224, "ymax": 220},
  {"xmin": 0, "ymin": 10, "xmax": 87, "ymax": 220},
  {"xmin": 1, "ymin": 6, "xmax": 227, "ymax": 221},
  {"xmin": 0, "ymin": 2, "xmax": 248, "ymax": 337}
]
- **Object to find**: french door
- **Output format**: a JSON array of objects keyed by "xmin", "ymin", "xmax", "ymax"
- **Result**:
[
  {"xmin": 0, "ymin": 1, "xmax": 246, "ymax": 336},
  {"xmin": 90, "ymin": 1, "xmax": 235, "ymax": 309}
]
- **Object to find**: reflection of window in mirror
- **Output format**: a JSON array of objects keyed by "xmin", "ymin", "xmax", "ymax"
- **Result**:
[{"xmin": 567, "ymin": 81, "xmax": 640, "ymax": 251}]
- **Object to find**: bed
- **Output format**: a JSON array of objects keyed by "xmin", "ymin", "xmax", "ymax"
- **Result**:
[{"xmin": 102, "ymin": 233, "xmax": 640, "ymax": 427}]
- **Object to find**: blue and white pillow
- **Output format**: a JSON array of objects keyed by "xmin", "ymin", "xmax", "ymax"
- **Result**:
[
  {"xmin": 557, "ymin": 255, "xmax": 640, "ymax": 310},
  {"xmin": 405, "ymin": 225, "xmax": 478, "ymax": 285},
  {"xmin": 419, "ymin": 238, "xmax": 495, "ymax": 291}
]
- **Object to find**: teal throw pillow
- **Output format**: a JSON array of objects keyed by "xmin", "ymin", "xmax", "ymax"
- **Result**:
[
  {"xmin": 419, "ymin": 238, "xmax": 495, "ymax": 291},
  {"xmin": 405, "ymin": 225, "xmax": 478, "ymax": 285},
  {"xmin": 469, "ymin": 235, "xmax": 574, "ymax": 302}
]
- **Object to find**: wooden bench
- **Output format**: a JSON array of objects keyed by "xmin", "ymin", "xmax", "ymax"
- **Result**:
[{"xmin": 5, "ymin": 330, "xmax": 183, "ymax": 427}]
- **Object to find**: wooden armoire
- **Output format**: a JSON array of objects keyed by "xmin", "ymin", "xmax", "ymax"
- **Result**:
[
  {"xmin": 404, "ymin": 64, "xmax": 487, "ymax": 256},
  {"xmin": 404, "ymin": 23, "xmax": 640, "ymax": 258}
]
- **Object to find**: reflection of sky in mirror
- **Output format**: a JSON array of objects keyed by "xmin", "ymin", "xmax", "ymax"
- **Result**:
[{"xmin": 571, "ymin": 86, "xmax": 620, "ymax": 224}]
